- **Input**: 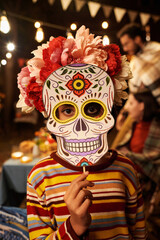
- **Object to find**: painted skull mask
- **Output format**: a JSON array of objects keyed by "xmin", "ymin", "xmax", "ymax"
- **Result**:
[{"xmin": 43, "ymin": 63, "xmax": 114, "ymax": 167}]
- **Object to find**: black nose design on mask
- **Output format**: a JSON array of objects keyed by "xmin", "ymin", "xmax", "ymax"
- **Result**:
[{"xmin": 75, "ymin": 119, "xmax": 87, "ymax": 131}]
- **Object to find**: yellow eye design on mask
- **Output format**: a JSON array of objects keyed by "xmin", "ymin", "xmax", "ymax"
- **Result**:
[
  {"xmin": 81, "ymin": 99, "xmax": 107, "ymax": 121},
  {"xmin": 53, "ymin": 101, "xmax": 79, "ymax": 124}
]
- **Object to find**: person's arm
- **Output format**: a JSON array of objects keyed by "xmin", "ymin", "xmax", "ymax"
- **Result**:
[
  {"xmin": 64, "ymin": 171, "xmax": 94, "ymax": 236},
  {"xmin": 27, "ymin": 172, "xmax": 93, "ymax": 240},
  {"xmin": 126, "ymin": 150, "xmax": 159, "ymax": 163}
]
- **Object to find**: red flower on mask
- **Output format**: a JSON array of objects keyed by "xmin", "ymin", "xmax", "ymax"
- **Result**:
[
  {"xmin": 66, "ymin": 72, "xmax": 92, "ymax": 97},
  {"xmin": 26, "ymin": 78, "xmax": 45, "ymax": 112},
  {"xmin": 105, "ymin": 44, "xmax": 122, "ymax": 76}
]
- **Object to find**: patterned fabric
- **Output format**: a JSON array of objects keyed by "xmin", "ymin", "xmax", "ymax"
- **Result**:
[
  {"xmin": 129, "ymin": 41, "xmax": 160, "ymax": 105},
  {"xmin": 0, "ymin": 206, "xmax": 29, "ymax": 240},
  {"xmin": 125, "ymin": 118, "xmax": 160, "ymax": 183},
  {"xmin": 27, "ymin": 151, "xmax": 147, "ymax": 240}
]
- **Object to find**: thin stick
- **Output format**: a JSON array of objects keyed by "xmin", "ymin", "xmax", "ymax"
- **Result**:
[{"xmin": 83, "ymin": 166, "xmax": 86, "ymax": 173}]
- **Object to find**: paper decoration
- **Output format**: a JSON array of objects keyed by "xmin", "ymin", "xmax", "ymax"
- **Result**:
[
  {"xmin": 74, "ymin": 0, "xmax": 85, "ymax": 12},
  {"xmin": 128, "ymin": 10, "xmax": 138, "ymax": 22},
  {"xmin": 140, "ymin": 12, "xmax": 150, "ymax": 26},
  {"xmin": 102, "ymin": 5, "xmax": 112, "ymax": 18},
  {"xmin": 88, "ymin": 1, "xmax": 101, "ymax": 17},
  {"xmin": 43, "ymin": 63, "xmax": 114, "ymax": 167},
  {"xmin": 48, "ymin": 0, "xmax": 55, "ymax": 5},
  {"xmin": 61, "ymin": 0, "xmax": 72, "ymax": 11},
  {"xmin": 152, "ymin": 15, "xmax": 160, "ymax": 23},
  {"xmin": 114, "ymin": 7, "xmax": 126, "ymax": 22}
]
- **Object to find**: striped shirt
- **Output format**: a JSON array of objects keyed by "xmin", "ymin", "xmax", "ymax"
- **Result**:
[{"xmin": 27, "ymin": 150, "xmax": 147, "ymax": 239}]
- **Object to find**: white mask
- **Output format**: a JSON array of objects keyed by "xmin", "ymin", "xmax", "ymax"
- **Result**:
[{"xmin": 43, "ymin": 63, "xmax": 114, "ymax": 167}]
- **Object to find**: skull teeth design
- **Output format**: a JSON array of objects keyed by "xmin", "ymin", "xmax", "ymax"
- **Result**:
[{"xmin": 63, "ymin": 137, "xmax": 101, "ymax": 156}]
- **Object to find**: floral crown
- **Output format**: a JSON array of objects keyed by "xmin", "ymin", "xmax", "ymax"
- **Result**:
[{"xmin": 17, "ymin": 25, "xmax": 132, "ymax": 117}]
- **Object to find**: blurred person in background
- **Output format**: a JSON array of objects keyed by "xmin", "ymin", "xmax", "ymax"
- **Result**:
[
  {"xmin": 115, "ymin": 90, "xmax": 160, "ymax": 229},
  {"xmin": 116, "ymin": 91, "xmax": 160, "ymax": 184},
  {"xmin": 117, "ymin": 23, "xmax": 160, "ymax": 105}
]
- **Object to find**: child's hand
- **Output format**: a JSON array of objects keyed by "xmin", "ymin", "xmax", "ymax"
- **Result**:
[{"xmin": 64, "ymin": 171, "xmax": 94, "ymax": 236}]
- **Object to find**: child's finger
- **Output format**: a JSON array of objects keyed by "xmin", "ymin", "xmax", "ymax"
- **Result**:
[{"xmin": 65, "ymin": 179, "xmax": 94, "ymax": 200}]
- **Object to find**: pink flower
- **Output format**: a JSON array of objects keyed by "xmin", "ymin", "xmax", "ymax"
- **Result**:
[
  {"xmin": 17, "ymin": 67, "xmax": 32, "ymax": 97},
  {"xmin": 28, "ymin": 58, "xmax": 45, "ymax": 84},
  {"xmin": 17, "ymin": 66, "xmax": 35, "ymax": 108},
  {"xmin": 71, "ymin": 25, "xmax": 108, "ymax": 70},
  {"xmin": 61, "ymin": 38, "xmax": 76, "ymax": 65}
]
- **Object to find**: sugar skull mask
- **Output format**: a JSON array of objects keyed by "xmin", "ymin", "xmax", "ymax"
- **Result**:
[{"xmin": 43, "ymin": 63, "xmax": 114, "ymax": 167}]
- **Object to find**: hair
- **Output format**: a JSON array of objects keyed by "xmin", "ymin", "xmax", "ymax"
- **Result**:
[
  {"xmin": 117, "ymin": 23, "xmax": 146, "ymax": 42},
  {"xmin": 133, "ymin": 91, "xmax": 159, "ymax": 121}
]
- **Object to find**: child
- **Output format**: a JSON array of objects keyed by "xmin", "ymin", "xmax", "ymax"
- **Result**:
[{"xmin": 17, "ymin": 26, "xmax": 147, "ymax": 239}]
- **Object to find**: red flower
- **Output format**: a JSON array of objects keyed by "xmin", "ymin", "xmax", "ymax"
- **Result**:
[
  {"xmin": 66, "ymin": 72, "xmax": 92, "ymax": 97},
  {"xmin": 105, "ymin": 44, "xmax": 122, "ymax": 76},
  {"xmin": 49, "ymin": 36, "xmax": 66, "ymax": 64},
  {"xmin": 26, "ymin": 78, "xmax": 45, "ymax": 112},
  {"xmin": 39, "ymin": 37, "xmax": 66, "ymax": 83}
]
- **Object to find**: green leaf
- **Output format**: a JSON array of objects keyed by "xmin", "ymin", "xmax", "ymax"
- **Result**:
[
  {"xmin": 84, "ymin": 70, "xmax": 88, "ymax": 73},
  {"xmin": 68, "ymin": 70, "xmax": 72, "ymax": 74},
  {"xmin": 98, "ymin": 86, "xmax": 102, "ymax": 91},
  {"xmin": 106, "ymin": 77, "xmax": 110, "ymax": 85},
  {"xmin": 92, "ymin": 84, "xmax": 98, "ymax": 88},
  {"xmin": 95, "ymin": 79, "xmax": 98, "ymax": 81},
  {"xmin": 59, "ymin": 86, "xmax": 65, "ymax": 90},
  {"xmin": 61, "ymin": 69, "xmax": 68, "ymax": 75},
  {"xmin": 88, "ymin": 68, "xmax": 96, "ymax": 73},
  {"xmin": 55, "ymin": 89, "xmax": 59, "ymax": 94},
  {"xmin": 46, "ymin": 80, "xmax": 51, "ymax": 89},
  {"xmin": 58, "ymin": 81, "xmax": 62, "ymax": 84}
]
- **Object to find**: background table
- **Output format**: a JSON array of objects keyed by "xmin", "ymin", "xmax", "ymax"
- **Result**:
[{"xmin": 0, "ymin": 158, "xmax": 39, "ymax": 206}]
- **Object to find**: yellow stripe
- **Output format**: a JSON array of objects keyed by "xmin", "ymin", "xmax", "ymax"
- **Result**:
[
  {"xmin": 89, "ymin": 226, "xmax": 129, "ymax": 239},
  {"xmin": 30, "ymin": 227, "xmax": 53, "ymax": 240},
  {"xmin": 56, "ymin": 230, "xmax": 62, "ymax": 239},
  {"xmin": 93, "ymin": 199, "xmax": 125, "ymax": 204},
  {"xmin": 27, "ymin": 202, "xmax": 48, "ymax": 210}
]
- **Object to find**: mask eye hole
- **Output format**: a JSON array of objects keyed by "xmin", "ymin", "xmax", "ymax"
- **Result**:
[
  {"xmin": 84, "ymin": 102, "xmax": 104, "ymax": 118},
  {"xmin": 53, "ymin": 101, "xmax": 78, "ymax": 123},
  {"xmin": 82, "ymin": 100, "xmax": 107, "ymax": 121},
  {"xmin": 56, "ymin": 104, "xmax": 76, "ymax": 120}
]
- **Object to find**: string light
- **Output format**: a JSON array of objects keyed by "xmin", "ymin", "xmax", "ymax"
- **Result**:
[
  {"xmin": 7, "ymin": 42, "xmax": 15, "ymax": 51},
  {"xmin": 35, "ymin": 27, "xmax": 44, "ymax": 42},
  {"xmin": 67, "ymin": 32, "xmax": 74, "ymax": 39},
  {"xmin": 1, "ymin": 59, "xmax": 7, "ymax": 65},
  {"xmin": 70, "ymin": 23, "xmax": 77, "ymax": 31},
  {"xmin": 0, "ymin": 11, "xmax": 10, "ymax": 34},
  {"xmin": 102, "ymin": 21, "xmax": 109, "ymax": 29},
  {"xmin": 6, "ymin": 52, "xmax": 12, "ymax": 59},
  {"xmin": 103, "ymin": 35, "xmax": 110, "ymax": 46},
  {"xmin": 34, "ymin": 21, "xmax": 41, "ymax": 28}
]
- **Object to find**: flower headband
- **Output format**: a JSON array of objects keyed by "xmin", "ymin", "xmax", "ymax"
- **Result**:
[{"xmin": 17, "ymin": 25, "xmax": 132, "ymax": 117}]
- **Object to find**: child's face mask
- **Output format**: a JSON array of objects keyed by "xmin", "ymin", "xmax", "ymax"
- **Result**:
[{"xmin": 43, "ymin": 63, "xmax": 114, "ymax": 167}]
